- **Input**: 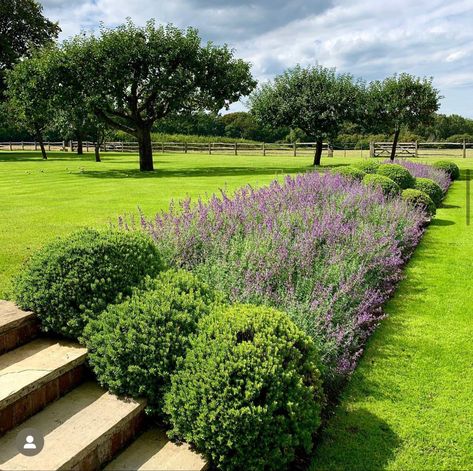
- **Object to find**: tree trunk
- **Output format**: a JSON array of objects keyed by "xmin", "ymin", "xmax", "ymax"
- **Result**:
[
  {"xmin": 313, "ymin": 139, "xmax": 323, "ymax": 166},
  {"xmin": 94, "ymin": 143, "xmax": 101, "ymax": 162},
  {"xmin": 390, "ymin": 128, "xmax": 400, "ymax": 161},
  {"xmin": 77, "ymin": 135, "xmax": 83, "ymax": 155},
  {"xmin": 137, "ymin": 127, "xmax": 154, "ymax": 171},
  {"xmin": 35, "ymin": 127, "xmax": 47, "ymax": 160}
]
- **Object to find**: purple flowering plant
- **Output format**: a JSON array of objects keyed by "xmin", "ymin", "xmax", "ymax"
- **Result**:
[{"xmin": 128, "ymin": 171, "xmax": 430, "ymax": 393}]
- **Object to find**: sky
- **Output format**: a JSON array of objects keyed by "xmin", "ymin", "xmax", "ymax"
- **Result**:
[{"xmin": 40, "ymin": 0, "xmax": 473, "ymax": 117}]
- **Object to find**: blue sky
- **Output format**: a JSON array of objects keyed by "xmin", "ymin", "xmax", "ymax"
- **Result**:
[{"xmin": 41, "ymin": 0, "xmax": 473, "ymax": 117}]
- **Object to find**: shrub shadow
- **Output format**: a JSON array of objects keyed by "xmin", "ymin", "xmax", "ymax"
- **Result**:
[
  {"xmin": 430, "ymin": 218, "xmax": 455, "ymax": 226},
  {"xmin": 310, "ymin": 408, "xmax": 401, "ymax": 471}
]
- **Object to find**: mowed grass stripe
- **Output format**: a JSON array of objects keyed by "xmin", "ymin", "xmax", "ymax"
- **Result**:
[{"xmin": 311, "ymin": 161, "xmax": 473, "ymax": 470}]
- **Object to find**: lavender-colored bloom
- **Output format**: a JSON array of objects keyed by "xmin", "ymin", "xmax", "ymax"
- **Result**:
[
  {"xmin": 385, "ymin": 159, "xmax": 451, "ymax": 193},
  {"xmin": 132, "ymin": 171, "xmax": 427, "ymax": 394}
]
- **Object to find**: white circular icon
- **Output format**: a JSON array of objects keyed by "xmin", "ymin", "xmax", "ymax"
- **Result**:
[{"xmin": 15, "ymin": 428, "xmax": 44, "ymax": 456}]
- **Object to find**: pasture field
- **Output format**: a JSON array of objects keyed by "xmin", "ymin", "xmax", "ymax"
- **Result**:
[{"xmin": 0, "ymin": 150, "xmax": 472, "ymax": 470}]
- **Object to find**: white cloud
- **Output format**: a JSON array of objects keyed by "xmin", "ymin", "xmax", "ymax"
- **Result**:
[{"xmin": 40, "ymin": 0, "xmax": 473, "ymax": 117}]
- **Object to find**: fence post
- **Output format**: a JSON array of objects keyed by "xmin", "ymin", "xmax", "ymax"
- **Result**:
[
  {"xmin": 104, "ymin": 142, "xmax": 107, "ymax": 152},
  {"xmin": 209, "ymin": 143, "xmax": 212, "ymax": 155},
  {"xmin": 184, "ymin": 142, "xmax": 188, "ymax": 154},
  {"xmin": 463, "ymin": 139, "xmax": 467, "ymax": 158},
  {"xmin": 262, "ymin": 142, "xmax": 266, "ymax": 156},
  {"xmin": 48, "ymin": 142, "xmax": 51, "ymax": 151},
  {"xmin": 9, "ymin": 141, "xmax": 12, "ymax": 151},
  {"xmin": 62, "ymin": 140, "xmax": 66, "ymax": 151},
  {"xmin": 293, "ymin": 142, "xmax": 297, "ymax": 157},
  {"xmin": 69, "ymin": 140, "xmax": 73, "ymax": 152},
  {"xmin": 369, "ymin": 141, "xmax": 374, "ymax": 158},
  {"xmin": 415, "ymin": 140, "xmax": 419, "ymax": 157},
  {"xmin": 21, "ymin": 141, "xmax": 24, "ymax": 150},
  {"xmin": 35, "ymin": 141, "xmax": 38, "ymax": 151},
  {"xmin": 234, "ymin": 142, "xmax": 238, "ymax": 156},
  {"xmin": 328, "ymin": 144, "xmax": 334, "ymax": 158},
  {"xmin": 360, "ymin": 147, "xmax": 363, "ymax": 158}
]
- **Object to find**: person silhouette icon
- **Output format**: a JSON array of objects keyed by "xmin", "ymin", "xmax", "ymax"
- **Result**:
[{"xmin": 23, "ymin": 435, "xmax": 37, "ymax": 450}]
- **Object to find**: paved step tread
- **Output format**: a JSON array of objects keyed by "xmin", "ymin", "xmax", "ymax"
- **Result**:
[
  {"xmin": 0, "ymin": 382, "xmax": 145, "ymax": 470},
  {"xmin": 0, "ymin": 338, "xmax": 87, "ymax": 409},
  {"xmin": 105, "ymin": 429, "xmax": 207, "ymax": 471},
  {"xmin": 0, "ymin": 301, "xmax": 35, "ymax": 335}
]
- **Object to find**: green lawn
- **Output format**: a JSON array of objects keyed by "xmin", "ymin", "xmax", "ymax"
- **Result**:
[
  {"xmin": 311, "ymin": 160, "xmax": 473, "ymax": 470},
  {"xmin": 1, "ymin": 151, "xmax": 472, "ymax": 470},
  {"xmin": 0, "ymin": 150, "xmax": 321, "ymax": 296}
]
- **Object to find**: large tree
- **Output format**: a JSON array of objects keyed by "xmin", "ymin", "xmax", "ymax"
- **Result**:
[
  {"xmin": 367, "ymin": 74, "xmax": 441, "ymax": 160},
  {"xmin": 250, "ymin": 65, "xmax": 364, "ymax": 165},
  {"xmin": 62, "ymin": 21, "xmax": 256, "ymax": 171},
  {"xmin": 0, "ymin": 0, "xmax": 59, "ymax": 93},
  {"xmin": 5, "ymin": 49, "xmax": 56, "ymax": 159}
]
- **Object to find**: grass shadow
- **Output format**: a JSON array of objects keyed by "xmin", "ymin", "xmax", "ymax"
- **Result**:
[{"xmin": 310, "ymin": 408, "xmax": 401, "ymax": 471}]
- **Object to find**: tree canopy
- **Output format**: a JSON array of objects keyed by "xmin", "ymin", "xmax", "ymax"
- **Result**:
[
  {"xmin": 60, "ymin": 20, "xmax": 256, "ymax": 171},
  {"xmin": 366, "ymin": 73, "xmax": 441, "ymax": 159},
  {"xmin": 0, "ymin": 0, "xmax": 59, "ymax": 93},
  {"xmin": 250, "ymin": 65, "xmax": 364, "ymax": 165}
]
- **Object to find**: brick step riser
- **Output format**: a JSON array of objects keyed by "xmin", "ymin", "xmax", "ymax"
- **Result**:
[
  {"xmin": 0, "ymin": 319, "xmax": 40, "ymax": 355},
  {"xmin": 0, "ymin": 364, "xmax": 87, "ymax": 436},
  {"xmin": 66, "ymin": 410, "xmax": 145, "ymax": 471}
]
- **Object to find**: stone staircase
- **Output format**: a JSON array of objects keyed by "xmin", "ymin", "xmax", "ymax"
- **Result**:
[{"xmin": 0, "ymin": 300, "xmax": 207, "ymax": 471}]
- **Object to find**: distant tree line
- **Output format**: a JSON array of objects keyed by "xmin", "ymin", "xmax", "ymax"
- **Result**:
[{"xmin": 1, "ymin": 0, "xmax": 468, "ymax": 169}]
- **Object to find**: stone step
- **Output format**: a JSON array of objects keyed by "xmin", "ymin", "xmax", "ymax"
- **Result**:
[
  {"xmin": 0, "ymin": 300, "xmax": 39, "ymax": 354},
  {"xmin": 105, "ymin": 428, "xmax": 207, "ymax": 471},
  {"xmin": 0, "ymin": 382, "xmax": 146, "ymax": 471},
  {"xmin": 0, "ymin": 338, "xmax": 87, "ymax": 435}
]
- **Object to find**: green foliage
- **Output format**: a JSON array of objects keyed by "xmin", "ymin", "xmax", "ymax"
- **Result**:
[
  {"xmin": 165, "ymin": 304, "xmax": 324, "ymax": 471},
  {"xmin": 362, "ymin": 173, "xmax": 401, "ymax": 196},
  {"xmin": 60, "ymin": 20, "xmax": 256, "ymax": 170},
  {"xmin": 13, "ymin": 229, "xmax": 162, "ymax": 339},
  {"xmin": 84, "ymin": 269, "xmax": 222, "ymax": 415},
  {"xmin": 0, "ymin": 0, "xmax": 59, "ymax": 93},
  {"xmin": 250, "ymin": 65, "xmax": 364, "ymax": 164},
  {"xmin": 354, "ymin": 160, "xmax": 380, "ymax": 174},
  {"xmin": 332, "ymin": 166, "xmax": 366, "ymax": 181},
  {"xmin": 377, "ymin": 163, "xmax": 415, "ymax": 189},
  {"xmin": 402, "ymin": 189, "xmax": 436, "ymax": 216},
  {"xmin": 432, "ymin": 160, "xmax": 460, "ymax": 180},
  {"xmin": 414, "ymin": 178, "xmax": 444, "ymax": 206},
  {"xmin": 366, "ymin": 74, "xmax": 440, "ymax": 135}
]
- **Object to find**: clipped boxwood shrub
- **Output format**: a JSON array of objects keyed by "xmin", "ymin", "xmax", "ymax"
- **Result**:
[
  {"xmin": 84, "ymin": 269, "xmax": 222, "ymax": 415},
  {"xmin": 414, "ymin": 177, "xmax": 444, "ymax": 206},
  {"xmin": 354, "ymin": 160, "xmax": 380, "ymax": 174},
  {"xmin": 164, "ymin": 304, "xmax": 324, "ymax": 471},
  {"xmin": 13, "ymin": 229, "xmax": 162, "ymax": 339},
  {"xmin": 402, "ymin": 189, "xmax": 436, "ymax": 216},
  {"xmin": 377, "ymin": 163, "xmax": 415, "ymax": 189},
  {"xmin": 332, "ymin": 166, "xmax": 366, "ymax": 181},
  {"xmin": 432, "ymin": 160, "xmax": 460, "ymax": 180},
  {"xmin": 362, "ymin": 173, "xmax": 401, "ymax": 196}
]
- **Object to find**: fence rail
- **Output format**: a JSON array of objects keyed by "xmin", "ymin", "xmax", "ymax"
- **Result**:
[{"xmin": 1, "ymin": 140, "xmax": 472, "ymax": 158}]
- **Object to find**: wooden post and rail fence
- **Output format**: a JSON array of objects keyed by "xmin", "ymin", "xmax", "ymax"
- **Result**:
[{"xmin": 0, "ymin": 140, "xmax": 471, "ymax": 158}]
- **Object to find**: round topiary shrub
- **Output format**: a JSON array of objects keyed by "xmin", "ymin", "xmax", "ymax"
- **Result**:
[
  {"xmin": 164, "ymin": 304, "xmax": 324, "ymax": 471},
  {"xmin": 13, "ymin": 229, "xmax": 162, "ymax": 339},
  {"xmin": 402, "ymin": 189, "xmax": 436, "ymax": 216},
  {"xmin": 432, "ymin": 160, "xmax": 460, "ymax": 181},
  {"xmin": 84, "ymin": 269, "xmax": 222, "ymax": 415},
  {"xmin": 354, "ymin": 160, "xmax": 380, "ymax": 174},
  {"xmin": 414, "ymin": 177, "xmax": 444, "ymax": 207},
  {"xmin": 332, "ymin": 166, "xmax": 366, "ymax": 181},
  {"xmin": 362, "ymin": 173, "xmax": 401, "ymax": 196},
  {"xmin": 377, "ymin": 163, "xmax": 415, "ymax": 189}
]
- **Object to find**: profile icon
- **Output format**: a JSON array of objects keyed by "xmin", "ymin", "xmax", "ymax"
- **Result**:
[
  {"xmin": 23, "ymin": 435, "xmax": 37, "ymax": 450},
  {"xmin": 15, "ymin": 428, "xmax": 44, "ymax": 456}
]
